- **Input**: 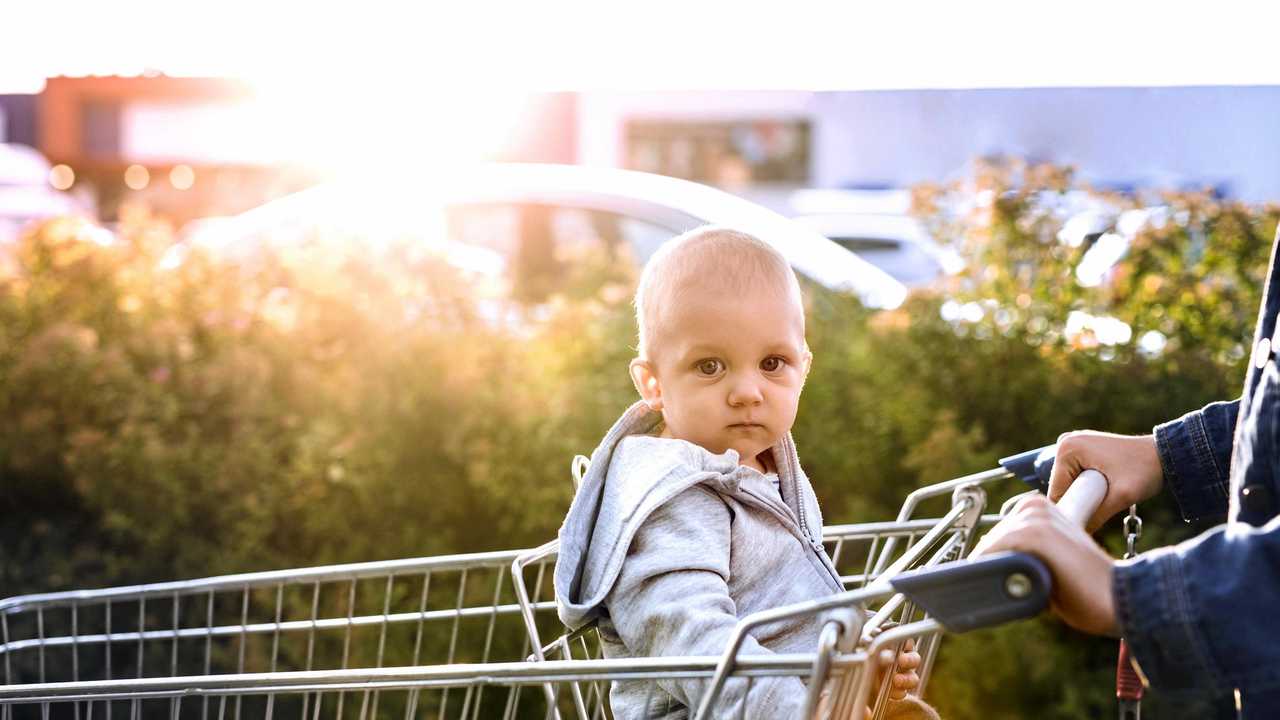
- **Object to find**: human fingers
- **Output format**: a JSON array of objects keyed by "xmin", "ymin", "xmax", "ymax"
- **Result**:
[
  {"xmin": 973, "ymin": 494, "xmax": 1048, "ymax": 556},
  {"xmin": 888, "ymin": 669, "xmax": 919, "ymax": 700},
  {"xmin": 893, "ymin": 670, "xmax": 920, "ymax": 690},
  {"xmin": 874, "ymin": 641, "xmax": 922, "ymax": 701},
  {"xmin": 1048, "ymin": 431, "xmax": 1162, "ymax": 532},
  {"xmin": 895, "ymin": 649, "xmax": 921, "ymax": 671},
  {"xmin": 970, "ymin": 496, "xmax": 1120, "ymax": 636},
  {"xmin": 877, "ymin": 645, "xmax": 917, "ymax": 667},
  {"xmin": 1047, "ymin": 432, "xmax": 1086, "ymax": 503}
]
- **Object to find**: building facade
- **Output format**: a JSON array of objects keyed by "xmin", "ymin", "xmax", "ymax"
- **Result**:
[{"xmin": 578, "ymin": 87, "xmax": 1280, "ymax": 203}]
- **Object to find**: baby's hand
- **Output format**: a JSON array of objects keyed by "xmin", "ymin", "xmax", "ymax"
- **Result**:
[
  {"xmin": 877, "ymin": 638, "xmax": 922, "ymax": 701},
  {"xmin": 818, "ymin": 639, "xmax": 925, "ymax": 719}
]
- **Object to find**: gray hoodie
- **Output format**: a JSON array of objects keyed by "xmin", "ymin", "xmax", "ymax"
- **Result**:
[{"xmin": 554, "ymin": 401, "xmax": 846, "ymax": 718}]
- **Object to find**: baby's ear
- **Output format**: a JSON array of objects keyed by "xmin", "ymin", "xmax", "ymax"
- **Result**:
[
  {"xmin": 629, "ymin": 358, "xmax": 663, "ymax": 411},
  {"xmin": 799, "ymin": 348, "xmax": 814, "ymax": 387}
]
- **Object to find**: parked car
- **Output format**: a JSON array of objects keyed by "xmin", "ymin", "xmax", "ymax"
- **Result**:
[
  {"xmin": 788, "ymin": 212, "xmax": 962, "ymax": 287},
  {"xmin": 1054, "ymin": 197, "xmax": 1171, "ymax": 287},
  {"xmin": 180, "ymin": 163, "xmax": 908, "ymax": 309}
]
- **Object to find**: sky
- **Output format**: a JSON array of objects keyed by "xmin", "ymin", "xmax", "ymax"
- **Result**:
[{"xmin": 4, "ymin": 0, "xmax": 1280, "ymax": 94}]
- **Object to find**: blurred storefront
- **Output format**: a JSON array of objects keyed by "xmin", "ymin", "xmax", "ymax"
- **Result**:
[
  {"xmin": 33, "ymin": 75, "xmax": 320, "ymax": 224},
  {"xmin": 4, "ymin": 77, "xmax": 581, "ymax": 225},
  {"xmin": 7, "ymin": 81, "xmax": 1280, "ymax": 227},
  {"xmin": 579, "ymin": 92, "xmax": 816, "ymax": 187},
  {"xmin": 577, "ymin": 87, "xmax": 1280, "ymax": 204}
]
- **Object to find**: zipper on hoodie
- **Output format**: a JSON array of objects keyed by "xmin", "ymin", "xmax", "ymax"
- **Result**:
[
  {"xmin": 775, "ymin": 439, "xmax": 844, "ymax": 589},
  {"xmin": 737, "ymin": 483, "xmax": 844, "ymax": 591}
]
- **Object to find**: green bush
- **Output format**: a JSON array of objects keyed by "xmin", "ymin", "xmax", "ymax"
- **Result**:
[{"xmin": 3, "ymin": 162, "xmax": 1277, "ymax": 716}]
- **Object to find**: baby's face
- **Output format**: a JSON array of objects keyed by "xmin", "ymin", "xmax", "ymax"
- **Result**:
[{"xmin": 645, "ymin": 282, "xmax": 810, "ymax": 470}]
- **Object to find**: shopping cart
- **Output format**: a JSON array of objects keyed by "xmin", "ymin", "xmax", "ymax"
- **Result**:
[{"xmin": 0, "ymin": 448, "xmax": 1085, "ymax": 719}]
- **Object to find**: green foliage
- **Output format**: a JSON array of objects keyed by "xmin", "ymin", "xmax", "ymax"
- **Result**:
[
  {"xmin": 0, "ymin": 208, "xmax": 650, "ymax": 594},
  {"xmin": 3, "ymin": 161, "xmax": 1276, "ymax": 716}
]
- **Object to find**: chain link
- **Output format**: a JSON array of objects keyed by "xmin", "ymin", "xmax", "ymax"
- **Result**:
[{"xmin": 1123, "ymin": 504, "xmax": 1142, "ymax": 560}]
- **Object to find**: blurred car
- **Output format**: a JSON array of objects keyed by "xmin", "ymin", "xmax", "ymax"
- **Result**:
[
  {"xmin": 788, "ymin": 212, "xmax": 962, "ymax": 287},
  {"xmin": 180, "ymin": 163, "xmax": 908, "ymax": 309},
  {"xmin": 0, "ymin": 143, "xmax": 81, "ymax": 243},
  {"xmin": 1060, "ymin": 204, "xmax": 1171, "ymax": 288}
]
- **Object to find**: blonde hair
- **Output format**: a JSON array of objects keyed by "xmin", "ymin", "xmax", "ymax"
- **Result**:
[{"xmin": 634, "ymin": 226, "xmax": 804, "ymax": 360}]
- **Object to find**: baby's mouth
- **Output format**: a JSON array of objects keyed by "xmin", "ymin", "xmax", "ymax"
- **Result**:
[{"xmin": 727, "ymin": 422, "xmax": 765, "ymax": 430}]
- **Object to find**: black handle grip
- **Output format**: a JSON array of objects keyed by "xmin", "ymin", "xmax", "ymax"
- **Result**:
[
  {"xmin": 890, "ymin": 551, "xmax": 1051, "ymax": 633},
  {"xmin": 998, "ymin": 444, "xmax": 1057, "ymax": 493}
]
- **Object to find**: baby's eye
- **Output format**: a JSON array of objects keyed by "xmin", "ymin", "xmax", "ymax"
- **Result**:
[
  {"xmin": 760, "ymin": 356, "xmax": 787, "ymax": 373},
  {"xmin": 695, "ymin": 358, "xmax": 725, "ymax": 376}
]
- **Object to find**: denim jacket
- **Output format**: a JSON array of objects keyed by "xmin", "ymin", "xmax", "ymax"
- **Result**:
[{"xmin": 1113, "ymin": 227, "xmax": 1280, "ymax": 715}]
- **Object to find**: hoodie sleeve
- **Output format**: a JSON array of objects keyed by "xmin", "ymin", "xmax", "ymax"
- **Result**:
[{"xmin": 604, "ymin": 483, "xmax": 808, "ymax": 718}]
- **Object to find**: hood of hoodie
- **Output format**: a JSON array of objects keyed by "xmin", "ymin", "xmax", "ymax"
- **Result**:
[{"xmin": 554, "ymin": 401, "xmax": 835, "ymax": 631}]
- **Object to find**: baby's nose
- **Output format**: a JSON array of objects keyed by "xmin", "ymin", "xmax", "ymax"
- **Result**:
[{"xmin": 727, "ymin": 377, "xmax": 764, "ymax": 405}]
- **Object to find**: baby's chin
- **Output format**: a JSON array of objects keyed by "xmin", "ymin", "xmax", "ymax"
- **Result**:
[
  {"xmin": 723, "ymin": 439, "xmax": 779, "ymax": 466},
  {"xmin": 662, "ymin": 427, "xmax": 779, "ymax": 464}
]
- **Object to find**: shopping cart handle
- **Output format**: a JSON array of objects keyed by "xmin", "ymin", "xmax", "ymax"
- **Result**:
[
  {"xmin": 999, "ymin": 444, "xmax": 1057, "ymax": 493},
  {"xmin": 889, "ymin": 551, "xmax": 1051, "ymax": 633}
]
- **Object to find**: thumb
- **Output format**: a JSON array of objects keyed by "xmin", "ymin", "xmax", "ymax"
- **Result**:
[{"xmin": 1047, "ymin": 436, "xmax": 1086, "ymax": 502}]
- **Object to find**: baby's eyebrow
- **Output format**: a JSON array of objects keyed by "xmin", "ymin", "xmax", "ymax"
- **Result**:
[
  {"xmin": 679, "ymin": 344, "xmax": 723, "ymax": 359},
  {"xmin": 762, "ymin": 340, "xmax": 804, "ymax": 354},
  {"xmin": 677, "ymin": 341, "xmax": 802, "ymax": 361}
]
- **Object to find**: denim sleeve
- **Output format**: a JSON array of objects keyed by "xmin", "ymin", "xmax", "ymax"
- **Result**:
[
  {"xmin": 1114, "ymin": 514, "xmax": 1280, "ymax": 695},
  {"xmin": 1152, "ymin": 399, "xmax": 1238, "ymax": 522}
]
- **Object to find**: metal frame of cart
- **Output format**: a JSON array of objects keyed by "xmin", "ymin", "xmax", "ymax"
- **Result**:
[{"xmin": 1, "ymin": 461, "xmax": 1049, "ymax": 719}]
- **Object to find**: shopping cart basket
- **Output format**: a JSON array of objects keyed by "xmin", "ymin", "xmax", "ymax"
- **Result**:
[{"xmin": 0, "ymin": 448, "xmax": 1082, "ymax": 719}]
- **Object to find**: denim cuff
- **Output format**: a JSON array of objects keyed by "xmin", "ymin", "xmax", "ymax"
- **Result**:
[
  {"xmin": 1114, "ymin": 549, "xmax": 1224, "ymax": 693},
  {"xmin": 1154, "ymin": 407, "xmax": 1231, "ymax": 522}
]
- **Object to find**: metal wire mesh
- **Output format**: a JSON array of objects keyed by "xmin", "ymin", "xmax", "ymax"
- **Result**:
[
  {"xmin": 0, "ymin": 551, "xmax": 553, "ymax": 687},
  {"xmin": 3, "ymin": 464, "xmax": 1019, "ymax": 720}
]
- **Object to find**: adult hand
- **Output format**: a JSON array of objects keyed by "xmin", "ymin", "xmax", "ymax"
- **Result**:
[
  {"xmin": 1049, "ymin": 431, "xmax": 1163, "ymax": 533},
  {"xmin": 973, "ymin": 494, "xmax": 1120, "ymax": 636}
]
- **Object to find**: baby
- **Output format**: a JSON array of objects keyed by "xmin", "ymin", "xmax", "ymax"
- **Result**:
[{"xmin": 555, "ymin": 227, "xmax": 936, "ymax": 719}]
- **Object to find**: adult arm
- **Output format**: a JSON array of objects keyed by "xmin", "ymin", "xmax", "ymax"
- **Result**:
[
  {"xmin": 994, "ymin": 398, "xmax": 1268, "ymax": 695},
  {"xmin": 977, "ymin": 500, "xmax": 1280, "ymax": 695},
  {"xmin": 605, "ymin": 484, "xmax": 807, "ymax": 718},
  {"xmin": 1115, "ymin": 514, "xmax": 1280, "ymax": 694},
  {"xmin": 1048, "ymin": 399, "xmax": 1239, "ymax": 531},
  {"xmin": 1151, "ymin": 398, "xmax": 1238, "ymax": 522}
]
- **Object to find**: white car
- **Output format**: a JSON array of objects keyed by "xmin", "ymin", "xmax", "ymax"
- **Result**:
[
  {"xmin": 182, "ymin": 164, "xmax": 908, "ymax": 309},
  {"xmin": 1059, "ymin": 204, "xmax": 1171, "ymax": 287},
  {"xmin": 789, "ymin": 212, "xmax": 962, "ymax": 287}
]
